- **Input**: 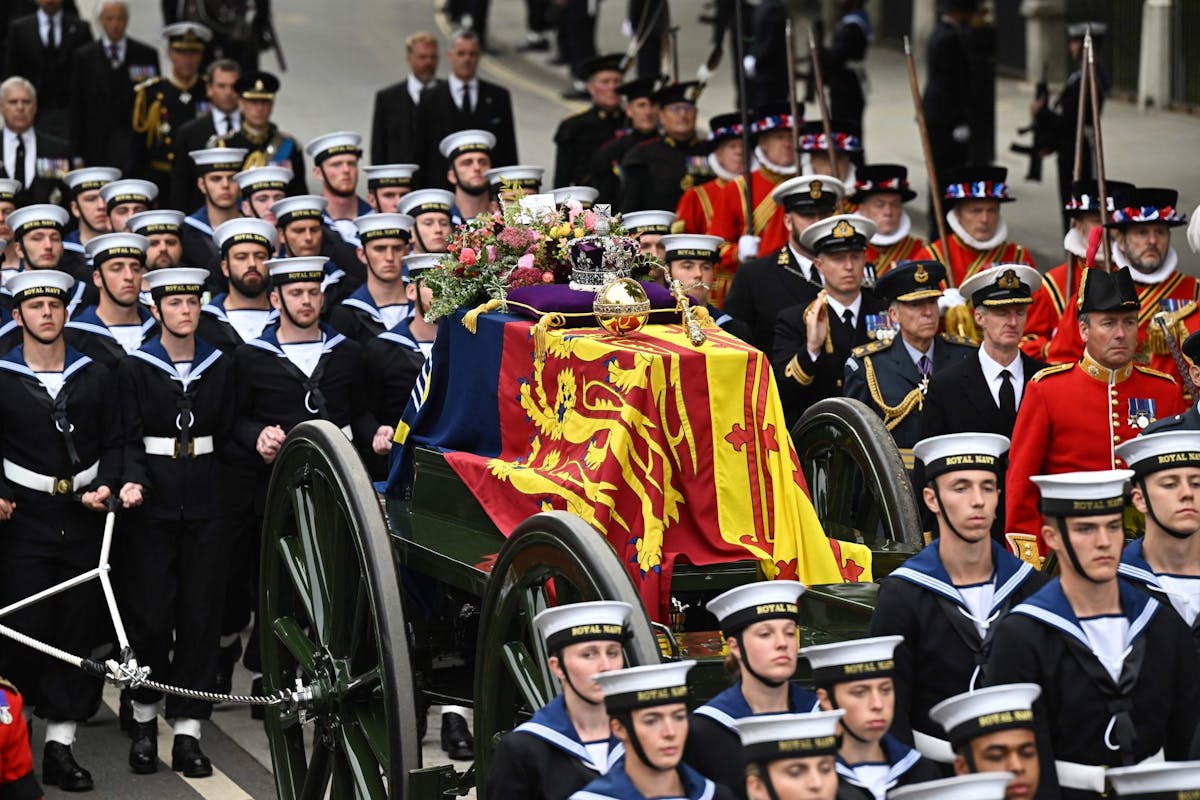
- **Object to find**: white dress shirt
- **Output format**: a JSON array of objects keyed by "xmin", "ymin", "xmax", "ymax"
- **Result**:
[
  {"xmin": 407, "ymin": 74, "xmax": 431, "ymax": 105},
  {"xmin": 977, "ymin": 346, "xmax": 1024, "ymax": 409},
  {"xmin": 447, "ymin": 75, "xmax": 479, "ymax": 112},
  {"xmin": 211, "ymin": 109, "xmax": 242, "ymax": 137},
  {"xmin": 3, "ymin": 128, "xmax": 35, "ymax": 186},
  {"xmin": 101, "ymin": 36, "xmax": 127, "ymax": 64},
  {"xmin": 787, "ymin": 244, "xmax": 819, "ymax": 284},
  {"xmin": 38, "ymin": 9, "xmax": 62, "ymax": 48}
]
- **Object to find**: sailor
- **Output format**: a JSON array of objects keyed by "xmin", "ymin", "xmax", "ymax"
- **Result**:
[
  {"xmin": 723, "ymin": 174, "xmax": 844, "ymax": 354},
  {"xmin": 486, "ymin": 165, "xmax": 545, "ymax": 207},
  {"xmin": 0, "ymin": 179, "xmax": 22, "ymax": 281},
  {"xmin": 868, "ymin": 432, "xmax": 1047, "ymax": 762},
  {"xmin": 305, "ymin": 131, "xmax": 372, "ymax": 249},
  {"xmin": 795, "ymin": 120, "xmax": 862, "ymax": 193},
  {"xmin": 1107, "ymin": 761, "xmax": 1200, "ymax": 798},
  {"xmin": 568, "ymin": 661, "xmax": 735, "ymax": 800},
  {"xmin": 117, "ymin": 267, "xmax": 232, "ymax": 780},
  {"xmin": 62, "ymin": 167, "xmax": 121, "ymax": 271},
  {"xmin": 985, "ymin": 470, "xmax": 1200, "ymax": 798},
  {"xmin": 1144, "ymin": 330, "xmax": 1200, "ymax": 433},
  {"xmin": 888, "ymin": 772, "xmax": 1014, "ymax": 800},
  {"xmin": 5, "ymin": 204, "xmax": 96, "ymax": 319},
  {"xmin": 1020, "ymin": 180, "xmax": 1132, "ymax": 360},
  {"xmin": 222, "ymin": 71, "xmax": 306, "ymax": 196},
  {"xmin": 733, "ymin": 711, "xmax": 844, "ymax": 800},
  {"xmin": 843, "ymin": 260, "xmax": 976, "ymax": 461},
  {"xmin": 198, "ymin": 217, "xmax": 278, "ymax": 352},
  {"xmin": 439, "ymin": 130, "xmax": 494, "ymax": 225},
  {"xmin": 128, "ymin": 209, "xmax": 186, "ymax": 272},
  {"xmin": 1006, "ymin": 268, "xmax": 1185, "ymax": 559},
  {"xmin": 181, "ymin": 147, "xmax": 249, "ymax": 271},
  {"xmin": 620, "ymin": 81, "xmax": 709, "ymax": 214},
  {"xmin": 658, "ymin": 234, "xmax": 752, "ymax": 342},
  {"xmin": 130, "ymin": 22, "xmax": 212, "ymax": 199},
  {"xmin": 553, "ymin": 186, "xmax": 599, "ymax": 209},
  {"xmin": 850, "ymin": 164, "xmax": 930, "ymax": 282},
  {"xmin": 553, "ymin": 54, "xmax": 627, "ymax": 188},
  {"xmin": 364, "ymin": 164, "xmax": 419, "ymax": 214},
  {"xmin": 234, "ymin": 165, "xmax": 293, "ymax": 225},
  {"xmin": 928, "ymin": 684, "xmax": 1044, "ymax": 800},
  {"xmin": 799, "ymin": 636, "xmax": 942, "ymax": 798},
  {"xmin": 0, "ymin": 269, "xmax": 122, "ymax": 793},
  {"xmin": 590, "ymin": 76, "xmax": 661, "ymax": 208},
  {"xmin": 269, "ymin": 195, "xmax": 362, "ymax": 310},
  {"xmin": 772, "ymin": 214, "xmax": 888, "ymax": 426},
  {"xmin": 683, "ymin": 581, "xmax": 817, "ymax": 798},
  {"xmin": 1114, "ymin": 432, "xmax": 1200, "ymax": 650},
  {"xmin": 674, "ymin": 113, "xmax": 747, "ymax": 245},
  {"xmin": 329, "ymin": 213, "xmax": 414, "ymax": 344},
  {"xmin": 487, "ymin": 601, "xmax": 633, "ymax": 799},
  {"xmin": 928, "ymin": 166, "xmax": 1036, "ymax": 289},
  {"xmin": 69, "ymin": 233, "xmax": 157, "ymax": 367},
  {"xmin": 99, "ymin": 178, "xmax": 158, "ymax": 233},
  {"xmin": 398, "ymin": 189, "xmax": 456, "ymax": 255},
  {"xmin": 0, "ymin": 676, "xmax": 43, "ymax": 799},
  {"xmin": 622, "ymin": 210, "xmax": 675, "ymax": 282}
]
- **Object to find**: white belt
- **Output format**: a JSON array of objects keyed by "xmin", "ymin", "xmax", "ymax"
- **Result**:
[
  {"xmin": 3, "ymin": 459, "xmax": 99, "ymax": 496},
  {"xmin": 340, "ymin": 425, "xmax": 353, "ymax": 442},
  {"xmin": 143, "ymin": 436, "xmax": 214, "ymax": 458},
  {"xmin": 913, "ymin": 730, "xmax": 956, "ymax": 764},
  {"xmin": 1055, "ymin": 749, "xmax": 1164, "ymax": 791}
]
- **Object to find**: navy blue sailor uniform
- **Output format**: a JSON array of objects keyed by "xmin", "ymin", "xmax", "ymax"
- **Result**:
[
  {"xmin": 569, "ymin": 758, "xmax": 735, "ymax": 800},
  {"xmin": 180, "ymin": 206, "xmax": 221, "ymax": 275},
  {"xmin": 117, "ymin": 335, "xmax": 234, "ymax": 721},
  {"xmin": 834, "ymin": 734, "xmax": 942, "ymax": 800},
  {"xmin": 0, "ymin": 346, "xmax": 121, "ymax": 722},
  {"xmin": 488, "ymin": 694, "xmax": 625, "ymax": 800},
  {"xmin": 63, "ymin": 304, "xmax": 158, "ymax": 368},
  {"xmin": 362, "ymin": 320, "xmax": 426, "ymax": 479},
  {"xmin": 984, "ymin": 578, "xmax": 1200, "ymax": 798},
  {"xmin": 196, "ymin": 292, "xmax": 279, "ymax": 354},
  {"xmin": 1119, "ymin": 537, "xmax": 1200, "ymax": 654},
  {"xmin": 683, "ymin": 682, "xmax": 819, "ymax": 799},
  {"xmin": 866, "ymin": 539, "xmax": 1048, "ymax": 757},
  {"xmin": 322, "ymin": 197, "xmax": 373, "ymax": 251},
  {"xmin": 328, "ymin": 282, "xmax": 412, "ymax": 346}
]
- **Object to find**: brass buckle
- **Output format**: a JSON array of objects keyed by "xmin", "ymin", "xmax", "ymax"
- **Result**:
[
  {"xmin": 172, "ymin": 440, "xmax": 195, "ymax": 459},
  {"xmin": 52, "ymin": 478, "xmax": 72, "ymax": 496}
]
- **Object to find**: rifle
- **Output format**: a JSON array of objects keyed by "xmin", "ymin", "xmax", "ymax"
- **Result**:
[
  {"xmin": 1066, "ymin": 39, "xmax": 1090, "ymax": 291},
  {"xmin": 1009, "ymin": 62, "xmax": 1049, "ymax": 182},
  {"xmin": 1085, "ymin": 30, "xmax": 1113, "ymax": 271},
  {"xmin": 903, "ymin": 37, "xmax": 952, "ymax": 287},
  {"xmin": 733, "ymin": 0, "xmax": 753, "ymax": 237},
  {"xmin": 807, "ymin": 25, "xmax": 840, "ymax": 181},
  {"xmin": 785, "ymin": 18, "xmax": 802, "ymax": 168}
]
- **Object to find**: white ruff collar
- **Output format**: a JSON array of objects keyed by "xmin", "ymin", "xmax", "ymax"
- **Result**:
[
  {"xmin": 1063, "ymin": 226, "xmax": 1088, "ymax": 259},
  {"xmin": 1113, "ymin": 243, "xmax": 1179, "ymax": 285},
  {"xmin": 947, "ymin": 207, "xmax": 1009, "ymax": 250},
  {"xmin": 754, "ymin": 146, "xmax": 797, "ymax": 176},
  {"xmin": 708, "ymin": 152, "xmax": 739, "ymax": 182},
  {"xmin": 870, "ymin": 212, "xmax": 912, "ymax": 247}
]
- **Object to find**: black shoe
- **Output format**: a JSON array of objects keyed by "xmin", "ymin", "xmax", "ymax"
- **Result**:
[
  {"xmin": 42, "ymin": 742, "xmax": 94, "ymax": 792},
  {"xmin": 250, "ymin": 676, "xmax": 265, "ymax": 721},
  {"xmin": 517, "ymin": 38, "xmax": 550, "ymax": 53},
  {"xmin": 214, "ymin": 638, "xmax": 243, "ymax": 696},
  {"xmin": 128, "ymin": 721, "xmax": 158, "ymax": 774},
  {"xmin": 171, "ymin": 735, "xmax": 212, "ymax": 778},
  {"xmin": 440, "ymin": 712, "xmax": 473, "ymax": 760}
]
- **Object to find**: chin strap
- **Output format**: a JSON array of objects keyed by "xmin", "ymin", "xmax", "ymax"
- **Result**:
[
  {"xmin": 617, "ymin": 712, "xmax": 673, "ymax": 773},
  {"xmin": 1138, "ymin": 478, "xmax": 1197, "ymax": 540},
  {"xmin": 736, "ymin": 632, "xmax": 788, "ymax": 689},
  {"xmin": 99, "ymin": 270, "xmax": 137, "ymax": 309},
  {"xmin": 823, "ymin": 686, "xmax": 870, "ymax": 744},
  {"xmin": 931, "ymin": 482, "xmax": 973, "ymax": 543},
  {"xmin": 555, "ymin": 649, "xmax": 603, "ymax": 707},
  {"xmin": 1055, "ymin": 517, "xmax": 1105, "ymax": 584}
]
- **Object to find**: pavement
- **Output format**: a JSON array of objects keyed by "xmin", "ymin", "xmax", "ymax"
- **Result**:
[{"xmin": 23, "ymin": 1, "xmax": 1199, "ymax": 798}]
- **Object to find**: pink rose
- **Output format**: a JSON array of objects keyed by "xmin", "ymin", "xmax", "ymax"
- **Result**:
[
  {"xmin": 542, "ymin": 271, "xmax": 554, "ymax": 283},
  {"xmin": 487, "ymin": 245, "xmax": 498, "ymax": 263},
  {"xmin": 517, "ymin": 253, "xmax": 535, "ymax": 269},
  {"xmin": 567, "ymin": 201, "xmax": 583, "ymax": 223},
  {"xmin": 584, "ymin": 210, "xmax": 597, "ymax": 231},
  {"xmin": 459, "ymin": 247, "xmax": 477, "ymax": 266}
]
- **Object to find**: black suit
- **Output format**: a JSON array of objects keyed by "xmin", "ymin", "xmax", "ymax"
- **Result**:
[
  {"xmin": 922, "ymin": 17, "xmax": 971, "ymax": 222},
  {"xmin": 168, "ymin": 113, "xmax": 220, "ymax": 212},
  {"xmin": 370, "ymin": 78, "xmax": 437, "ymax": 165},
  {"xmin": 414, "ymin": 79, "xmax": 517, "ymax": 190},
  {"xmin": 0, "ymin": 128, "xmax": 75, "ymax": 207},
  {"xmin": 723, "ymin": 246, "xmax": 822, "ymax": 356},
  {"xmin": 69, "ymin": 37, "xmax": 159, "ymax": 168},
  {"xmin": 3, "ymin": 11, "xmax": 93, "ymax": 140}
]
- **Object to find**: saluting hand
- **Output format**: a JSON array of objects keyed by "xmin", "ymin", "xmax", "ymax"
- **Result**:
[
  {"xmin": 257, "ymin": 425, "xmax": 287, "ymax": 464},
  {"xmin": 81, "ymin": 485, "xmax": 111, "ymax": 512},
  {"xmin": 805, "ymin": 290, "xmax": 830, "ymax": 355},
  {"xmin": 372, "ymin": 425, "xmax": 396, "ymax": 456},
  {"xmin": 0, "ymin": 498, "xmax": 14, "ymax": 520},
  {"xmin": 119, "ymin": 482, "xmax": 144, "ymax": 509}
]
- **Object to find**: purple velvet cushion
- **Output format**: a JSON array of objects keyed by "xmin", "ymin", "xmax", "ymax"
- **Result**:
[{"xmin": 505, "ymin": 281, "xmax": 689, "ymax": 326}]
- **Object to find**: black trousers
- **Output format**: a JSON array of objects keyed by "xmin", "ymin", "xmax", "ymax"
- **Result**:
[
  {"xmin": 526, "ymin": 0, "xmax": 551, "ymax": 32},
  {"xmin": 123, "ymin": 514, "xmax": 230, "ymax": 719},
  {"xmin": 561, "ymin": 0, "xmax": 598, "ymax": 80}
]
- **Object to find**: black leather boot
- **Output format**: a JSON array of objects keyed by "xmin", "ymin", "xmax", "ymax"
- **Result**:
[
  {"xmin": 128, "ymin": 721, "xmax": 158, "ymax": 774},
  {"xmin": 171, "ymin": 734, "xmax": 213, "ymax": 778},
  {"xmin": 43, "ymin": 742, "xmax": 94, "ymax": 792},
  {"xmin": 440, "ymin": 712, "xmax": 474, "ymax": 760}
]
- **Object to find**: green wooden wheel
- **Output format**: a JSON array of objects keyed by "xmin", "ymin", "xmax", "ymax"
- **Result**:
[
  {"xmin": 259, "ymin": 421, "xmax": 419, "ymax": 799},
  {"xmin": 792, "ymin": 398, "xmax": 924, "ymax": 571},
  {"xmin": 473, "ymin": 511, "xmax": 661, "ymax": 799}
]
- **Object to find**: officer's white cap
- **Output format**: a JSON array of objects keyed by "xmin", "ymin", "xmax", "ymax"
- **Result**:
[
  {"xmin": 162, "ymin": 22, "xmax": 212, "ymax": 44},
  {"xmin": 64, "ymin": 167, "xmax": 121, "ymax": 192},
  {"xmin": 889, "ymin": 773, "xmax": 1015, "ymax": 800},
  {"xmin": 1108, "ymin": 761, "xmax": 1200, "ymax": 796},
  {"xmin": 622, "ymin": 210, "xmax": 676, "ymax": 233},
  {"xmin": 798, "ymin": 213, "xmax": 877, "ymax": 253},
  {"xmin": 772, "ymin": 174, "xmax": 845, "ymax": 206},
  {"xmin": 213, "ymin": 217, "xmax": 277, "ymax": 250},
  {"xmin": 533, "ymin": 601, "xmax": 632, "ymax": 649},
  {"xmin": 1115, "ymin": 432, "xmax": 1200, "ymax": 478},
  {"xmin": 958, "ymin": 263, "xmax": 1043, "ymax": 306},
  {"xmin": 706, "ymin": 581, "xmax": 805, "ymax": 633},
  {"xmin": 438, "ymin": 129, "xmax": 497, "ymax": 159}
]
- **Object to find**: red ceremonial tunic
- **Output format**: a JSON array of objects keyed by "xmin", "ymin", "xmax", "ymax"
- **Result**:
[
  {"xmin": 707, "ymin": 166, "xmax": 792, "ymax": 274},
  {"xmin": 1021, "ymin": 256, "xmax": 1085, "ymax": 359},
  {"xmin": 1005, "ymin": 355, "xmax": 1184, "ymax": 556},
  {"xmin": 867, "ymin": 235, "xmax": 932, "ymax": 280},
  {"xmin": 0, "ymin": 680, "xmax": 39, "ymax": 799},
  {"xmin": 928, "ymin": 233, "xmax": 1035, "ymax": 289},
  {"xmin": 676, "ymin": 177, "xmax": 734, "ymax": 306}
]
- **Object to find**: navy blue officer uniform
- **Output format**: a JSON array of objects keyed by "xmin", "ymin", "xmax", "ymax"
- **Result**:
[
  {"xmin": 221, "ymin": 72, "xmax": 307, "ymax": 197},
  {"xmin": 589, "ymin": 77, "xmax": 661, "ymax": 208},
  {"xmin": 1143, "ymin": 330, "xmax": 1200, "ymax": 434},
  {"xmin": 619, "ymin": 82, "xmax": 711, "ymax": 214},
  {"xmin": 328, "ymin": 213, "xmax": 415, "ymax": 345},
  {"xmin": 66, "ymin": 233, "xmax": 159, "ymax": 369},
  {"xmin": 197, "ymin": 217, "xmax": 280, "ymax": 353},
  {"xmin": 553, "ymin": 54, "xmax": 628, "ymax": 189}
]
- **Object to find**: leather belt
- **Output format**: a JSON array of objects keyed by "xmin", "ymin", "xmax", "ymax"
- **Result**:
[
  {"xmin": 143, "ymin": 435, "xmax": 214, "ymax": 458},
  {"xmin": 3, "ymin": 459, "xmax": 99, "ymax": 496}
]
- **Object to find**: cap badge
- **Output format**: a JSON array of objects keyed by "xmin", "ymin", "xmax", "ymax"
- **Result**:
[
  {"xmin": 914, "ymin": 265, "xmax": 929, "ymax": 284},
  {"xmin": 809, "ymin": 182, "xmax": 822, "ymax": 200},
  {"xmin": 997, "ymin": 269, "xmax": 1020, "ymax": 290},
  {"xmin": 254, "ymin": 79, "xmax": 264, "ymax": 91},
  {"xmin": 832, "ymin": 219, "xmax": 855, "ymax": 239}
]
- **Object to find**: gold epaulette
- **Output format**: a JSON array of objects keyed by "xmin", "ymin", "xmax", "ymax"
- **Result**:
[
  {"xmin": 939, "ymin": 332, "xmax": 978, "ymax": 348},
  {"xmin": 1134, "ymin": 365, "xmax": 1177, "ymax": 383},
  {"xmin": 134, "ymin": 75, "xmax": 162, "ymax": 93},
  {"xmin": 562, "ymin": 107, "xmax": 589, "ymax": 121},
  {"xmin": 1030, "ymin": 362, "xmax": 1073, "ymax": 382},
  {"xmin": 850, "ymin": 339, "xmax": 892, "ymax": 359}
]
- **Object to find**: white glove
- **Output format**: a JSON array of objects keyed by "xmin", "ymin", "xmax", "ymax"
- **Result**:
[
  {"xmin": 743, "ymin": 55, "xmax": 757, "ymax": 79},
  {"xmin": 738, "ymin": 235, "xmax": 761, "ymax": 262},
  {"xmin": 622, "ymin": 18, "xmax": 634, "ymax": 38},
  {"xmin": 1188, "ymin": 204, "xmax": 1200, "ymax": 254},
  {"xmin": 952, "ymin": 124, "xmax": 971, "ymax": 143},
  {"xmin": 938, "ymin": 287, "xmax": 966, "ymax": 314}
]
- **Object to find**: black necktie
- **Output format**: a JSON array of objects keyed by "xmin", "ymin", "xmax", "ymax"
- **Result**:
[
  {"xmin": 842, "ymin": 309, "xmax": 854, "ymax": 329},
  {"xmin": 220, "ymin": 114, "xmax": 229, "ymax": 135},
  {"xmin": 107, "ymin": 43, "xmax": 119, "ymax": 66},
  {"xmin": 462, "ymin": 84, "xmax": 473, "ymax": 115},
  {"xmin": 15, "ymin": 134, "xmax": 26, "ymax": 189},
  {"xmin": 999, "ymin": 369, "xmax": 1016, "ymax": 423}
]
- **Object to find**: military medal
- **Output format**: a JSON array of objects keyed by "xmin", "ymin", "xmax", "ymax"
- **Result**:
[
  {"xmin": 179, "ymin": 91, "xmax": 191, "ymax": 104},
  {"xmin": 0, "ymin": 704, "xmax": 10, "ymax": 725},
  {"xmin": 1128, "ymin": 398, "xmax": 1157, "ymax": 429}
]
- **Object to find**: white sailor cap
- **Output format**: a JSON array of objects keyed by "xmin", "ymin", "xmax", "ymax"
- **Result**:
[
  {"xmin": 402, "ymin": 252, "xmax": 441, "ymax": 280},
  {"xmin": 1115, "ymin": 432, "xmax": 1200, "ymax": 480},
  {"xmin": 533, "ymin": 601, "xmax": 632, "ymax": 653},
  {"xmin": 84, "ymin": 232, "xmax": 149, "ymax": 264},
  {"xmin": 162, "ymin": 21, "xmax": 211, "ymax": 48},
  {"xmin": 144, "ymin": 267, "xmax": 208, "ymax": 298},
  {"xmin": 593, "ymin": 661, "xmax": 696, "ymax": 714},
  {"xmin": 912, "ymin": 433, "xmax": 1010, "ymax": 482},
  {"xmin": 889, "ymin": 773, "xmax": 1014, "ymax": 800},
  {"xmin": 800, "ymin": 635, "xmax": 902, "ymax": 686},
  {"xmin": 798, "ymin": 213, "xmax": 876, "ymax": 255},
  {"xmin": 928, "ymin": 684, "xmax": 1041, "ymax": 749},
  {"xmin": 0, "ymin": 178, "xmax": 21, "ymax": 202},
  {"xmin": 363, "ymin": 164, "xmax": 419, "ymax": 189},
  {"xmin": 397, "ymin": 189, "xmax": 454, "ymax": 218},
  {"xmin": 1031, "ymin": 470, "xmax": 1133, "ymax": 518},
  {"xmin": 214, "ymin": 217, "xmax": 276, "ymax": 253},
  {"xmin": 735, "ymin": 711, "xmax": 845, "ymax": 763},
  {"xmin": 8, "ymin": 204, "xmax": 70, "ymax": 237},
  {"xmin": 959, "ymin": 264, "xmax": 1042, "ymax": 308},
  {"xmin": 267, "ymin": 256, "xmax": 327, "ymax": 286},
  {"xmin": 1108, "ymin": 761, "xmax": 1200, "ymax": 797},
  {"xmin": 439, "ymin": 129, "xmax": 497, "ymax": 160},
  {"xmin": 235, "ymin": 165, "xmax": 294, "ymax": 196},
  {"xmin": 189, "ymin": 147, "xmax": 248, "ymax": 174},
  {"xmin": 659, "ymin": 234, "xmax": 723, "ymax": 262},
  {"xmin": 128, "ymin": 209, "xmax": 185, "ymax": 237},
  {"xmin": 99, "ymin": 179, "xmax": 158, "ymax": 210},
  {"xmin": 64, "ymin": 166, "xmax": 121, "ymax": 194},
  {"xmin": 622, "ymin": 210, "xmax": 676, "ymax": 234},
  {"xmin": 1066, "ymin": 22, "xmax": 1107, "ymax": 39},
  {"xmin": 270, "ymin": 195, "xmax": 328, "ymax": 227},
  {"xmin": 355, "ymin": 213, "xmax": 414, "ymax": 242},
  {"xmin": 304, "ymin": 131, "xmax": 363, "ymax": 164},
  {"xmin": 552, "ymin": 185, "xmax": 599, "ymax": 208},
  {"xmin": 485, "ymin": 165, "xmax": 545, "ymax": 190},
  {"xmin": 706, "ymin": 581, "xmax": 805, "ymax": 635},
  {"xmin": 8, "ymin": 269, "xmax": 74, "ymax": 304},
  {"xmin": 772, "ymin": 174, "xmax": 845, "ymax": 212}
]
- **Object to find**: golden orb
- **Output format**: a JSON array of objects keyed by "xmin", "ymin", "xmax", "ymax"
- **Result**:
[{"xmin": 593, "ymin": 277, "xmax": 651, "ymax": 336}]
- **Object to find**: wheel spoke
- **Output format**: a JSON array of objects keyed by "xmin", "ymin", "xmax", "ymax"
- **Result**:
[
  {"xmin": 351, "ymin": 702, "xmax": 390, "ymax": 768},
  {"xmin": 334, "ymin": 721, "xmax": 388, "ymax": 799},
  {"xmin": 306, "ymin": 476, "xmax": 358, "ymax": 649},
  {"xmin": 276, "ymin": 535, "xmax": 318, "ymax": 627},
  {"xmin": 292, "ymin": 483, "xmax": 336, "ymax": 644},
  {"xmin": 346, "ymin": 667, "xmax": 381, "ymax": 698},
  {"xmin": 346, "ymin": 581, "xmax": 370, "ymax": 671},
  {"xmin": 296, "ymin": 730, "xmax": 332, "ymax": 800},
  {"xmin": 271, "ymin": 616, "xmax": 321, "ymax": 677}
]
